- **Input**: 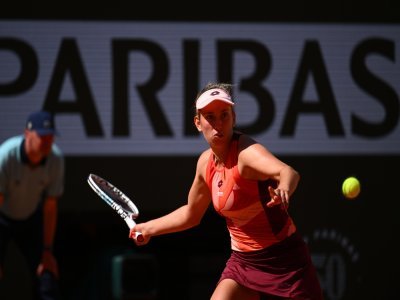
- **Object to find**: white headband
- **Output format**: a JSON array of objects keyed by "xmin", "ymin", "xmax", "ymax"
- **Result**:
[{"xmin": 196, "ymin": 88, "xmax": 234, "ymax": 109}]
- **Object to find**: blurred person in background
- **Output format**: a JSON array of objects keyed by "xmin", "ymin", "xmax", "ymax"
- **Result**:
[{"xmin": 0, "ymin": 111, "xmax": 64, "ymax": 300}]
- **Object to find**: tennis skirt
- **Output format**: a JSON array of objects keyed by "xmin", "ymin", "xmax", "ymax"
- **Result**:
[{"xmin": 218, "ymin": 231, "xmax": 323, "ymax": 299}]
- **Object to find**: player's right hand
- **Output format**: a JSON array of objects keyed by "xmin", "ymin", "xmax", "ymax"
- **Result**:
[{"xmin": 129, "ymin": 226, "xmax": 148, "ymax": 245}]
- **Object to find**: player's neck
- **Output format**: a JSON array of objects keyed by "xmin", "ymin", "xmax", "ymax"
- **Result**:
[
  {"xmin": 213, "ymin": 148, "xmax": 230, "ymax": 167},
  {"xmin": 212, "ymin": 137, "xmax": 233, "ymax": 166}
]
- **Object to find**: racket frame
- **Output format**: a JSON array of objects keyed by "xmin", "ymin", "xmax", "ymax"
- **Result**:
[{"xmin": 87, "ymin": 174, "xmax": 143, "ymax": 240}]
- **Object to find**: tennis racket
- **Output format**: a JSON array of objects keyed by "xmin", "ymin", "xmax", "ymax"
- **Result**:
[{"xmin": 87, "ymin": 173, "xmax": 143, "ymax": 241}]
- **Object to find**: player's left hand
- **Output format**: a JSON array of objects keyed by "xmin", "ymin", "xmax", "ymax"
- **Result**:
[
  {"xmin": 266, "ymin": 186, "xmax": 289, "ymax": 208},
  {"xmin": 37, "ymin": 249, "xmax": 59, "ymax": 279}
]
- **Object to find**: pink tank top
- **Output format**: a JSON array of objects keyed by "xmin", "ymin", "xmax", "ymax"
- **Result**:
[{"xmin": 205, "ymin": 133, "xmax": 296, "ymax": 252}]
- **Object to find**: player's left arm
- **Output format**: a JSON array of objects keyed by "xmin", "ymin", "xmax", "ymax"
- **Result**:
[{"xmin": 238, "ymin": 135, "xmax": 300, "ymax": 207}]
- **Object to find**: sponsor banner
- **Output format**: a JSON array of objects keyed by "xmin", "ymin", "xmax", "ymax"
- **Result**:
[{"xmin": 0, "ymin": 21, "xmax": 399, "ymax": 155}]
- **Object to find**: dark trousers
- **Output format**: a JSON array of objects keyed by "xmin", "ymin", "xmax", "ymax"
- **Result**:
[{"xmin": 0, "ymin": 209, "xmax": 60, "ymax": 300}]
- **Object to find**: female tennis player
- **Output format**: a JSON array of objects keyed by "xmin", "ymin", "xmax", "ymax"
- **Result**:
[{"xmin": 130, "ymin": 82, "xmax": 323, "ymax": 300}]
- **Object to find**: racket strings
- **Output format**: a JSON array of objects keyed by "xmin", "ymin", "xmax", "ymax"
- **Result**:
[{"xmin": 92, "ymin": 175, "xmax": 139, "ymax": 216}]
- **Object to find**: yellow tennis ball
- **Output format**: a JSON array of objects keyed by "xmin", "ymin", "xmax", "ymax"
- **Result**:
[{"xmin": 342, "ymin": 177, "xmax": 361, "ymax": 199}]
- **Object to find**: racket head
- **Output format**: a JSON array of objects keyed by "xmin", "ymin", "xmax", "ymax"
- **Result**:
[{"xmin": 87, "ymin": 173, "xmax": 139, "ymax": 219}]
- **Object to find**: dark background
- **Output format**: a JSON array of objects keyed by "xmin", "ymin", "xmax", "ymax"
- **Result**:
[
  {"xmin": 57, "ymin": 155, "xmax": 399, "ymax": 300},
  {"xmin": 1, "ymin": 0, "xmax": 399, "ymax": 23},
  {"xmin": 1, "ymin": 1, "xmax": 399, "ymax": 299}
]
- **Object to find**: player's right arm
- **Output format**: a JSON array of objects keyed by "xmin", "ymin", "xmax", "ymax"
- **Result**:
[{"xmin": 131, "ymin": 150, "xmax": 212, "ymax": 244}]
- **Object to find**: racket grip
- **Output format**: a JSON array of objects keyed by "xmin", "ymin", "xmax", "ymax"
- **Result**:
[
  {"xmin": 126, "ymin": 219, "xmax": 143, "ymax": 242},
  {"xmin": 133, "ymin": 231, "xmax": 144, "ymax": 242}
]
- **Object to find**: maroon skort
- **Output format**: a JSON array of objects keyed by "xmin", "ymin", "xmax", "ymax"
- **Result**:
[{"xmin": 218, "ymin": 232, "xmax": 324, "ymax": 299}]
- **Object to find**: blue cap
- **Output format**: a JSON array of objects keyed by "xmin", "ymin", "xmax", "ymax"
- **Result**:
[{"xmin": 26, "ymin": 111, "xmax": 58, "ymax": 136}]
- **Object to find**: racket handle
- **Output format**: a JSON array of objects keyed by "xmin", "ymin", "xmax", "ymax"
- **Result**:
[
  {"xmin": 126, "ymin": 218, "xmax": 144, "ymax": 242},
  {"xmin": 133, "ymin": 231, "xmax": 144, "ymax": 242}
]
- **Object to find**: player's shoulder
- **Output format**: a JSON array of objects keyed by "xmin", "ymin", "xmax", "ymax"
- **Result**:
[
  {"xmin": 197, "ymin": 148, "xmax": 211, "ymax": 164},
  {"xmin": 237, "ymin": 132, "xmax": 259, "ymax": 151},
  {"xmin": 196, "ymin": 148, "xmax": 212, "ymax": 170},
  {"xmin": 237, "ymin": 133, "xmax": 271, "ymax": 163}
]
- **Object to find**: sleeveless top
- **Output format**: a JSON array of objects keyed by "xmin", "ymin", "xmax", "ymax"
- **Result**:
[{"xmin": 205, "ymin": 132, "xmax": 296, "ymax": 252}]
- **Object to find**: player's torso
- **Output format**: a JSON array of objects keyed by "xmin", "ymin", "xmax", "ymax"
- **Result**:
[{"xmin": 206, "ymin": 135, "xmax": 296, "ymax": 252}]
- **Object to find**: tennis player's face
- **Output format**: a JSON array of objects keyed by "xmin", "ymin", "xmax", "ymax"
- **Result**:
[{"xmin": 195, "ymin": 101, "xmax": 235, "ymax": 147}]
